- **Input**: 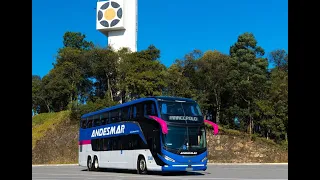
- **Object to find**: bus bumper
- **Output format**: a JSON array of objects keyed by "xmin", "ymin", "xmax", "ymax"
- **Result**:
[{"xmin": 162, "ymin": 164, "xmax": 207, "ymax": 172}]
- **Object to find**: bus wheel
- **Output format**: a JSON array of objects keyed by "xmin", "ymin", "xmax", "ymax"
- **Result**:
[
  {"xmin": 87, "ymin": 156, "xmax": 93, "ymax": 171},
  {"xmin": 93, "ymin": 156, "xmax": 99, "ymax": 171},
  {"xmin": 137, "ymin": 156, "xmax": 147, "ymax": 174}
]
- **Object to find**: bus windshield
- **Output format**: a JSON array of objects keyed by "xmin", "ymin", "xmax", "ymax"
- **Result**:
[
  {"xmin": 163, "ymin": 125, "xmax": 206, "ymax": 151},
  {"xmin": 159, "ymin": 101, "xmax": 202, "ymax": 116}
]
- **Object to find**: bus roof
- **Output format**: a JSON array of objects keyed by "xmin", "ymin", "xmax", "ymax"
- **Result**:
[
  {"xmin": 81, "ymin": 96, "xmax": 196, "ymax": 118},
  {"xmin": 150, "ymin": 96, "xmax": 196, "ymax": 103}
]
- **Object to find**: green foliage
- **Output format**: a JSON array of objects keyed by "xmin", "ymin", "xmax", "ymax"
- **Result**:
[
  {"xmin": 32, "ymin": 111, "xmax": 70, "ymax": 149},
  {"xmin": 280, "ymin": 140, "xmax": 288, "ymax": 150},
  {"xmin": 70, "ymin": 96, "xmax": 118, "ymax": 122},
  {"xmin": 118, "ymin": 46, "xmax": 167, "ymax": 101},
  {"xmin": 62, "ymin": 31, "xmax": 93, "ymax": 50},
  {"xmin": 32, "ymin": 75, "xmax": 42, "ymax": 114},
  {"xmin": 138, "ymin": 44, "xmax": 161, "ymax": 61},
  {"xmin": 195, "ymin": 50, "xmax": 232, "ymax": 123},
  {"xmin": 227, "ymin": 32, "xmax": 269, "ymax": 134},
  {"xmin": 164, "ymin": 64, "xmax": 196, "ymax": 98},
  {"xmin": 32, "ymin": 31, "xmax": 288, "ymax": 145},
  {"xmin": 85, "ymin": 47, "xmax": 119, "ymax": 100},
  {"xmin": 220, "ymin": 127, "xmax": 243, "ymax": 137}
]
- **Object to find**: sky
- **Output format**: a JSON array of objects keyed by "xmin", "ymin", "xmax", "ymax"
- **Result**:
[{"xmin": 32, "ymin": 0, "xmax": 288, "ymax": 78}]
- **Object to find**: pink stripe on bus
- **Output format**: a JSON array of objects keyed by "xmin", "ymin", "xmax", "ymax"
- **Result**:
[
  {"xmin": 149, "ymin": 116, "xmax": 168, "ymax": 134},
  {"xmin": 204, "ymin": 120, "xmax": 219, "ymax": 135},
  {"xmin": 78, "ymin": 140, "xmax": 91, "ymax": 145}
]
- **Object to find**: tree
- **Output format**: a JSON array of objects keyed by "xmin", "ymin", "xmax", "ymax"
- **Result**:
[
  {"xmin": 264, "ymin": 50, "xmax": 288, "ymax": 142},
  {"xmin": 53, "ymin": 31, "xmax": 95, "ymax": 105},
  {"xmin": 32, "ymin": 75, "xmax": 42, "ymax": 114},
  {"xmin": 118, "ymin": 45, "xmax": 167, "ymax": 100},
  {"xmin": 138, "ymin": 44, "xmax": 161, "ymax": 61},
  {"xmin": 229, "ymin": 32, "xmax": 269, "ymax": 134},
  {"xmin": 85, "ymin": 47, "xmax": 119, "ymax": 101},
  {"xmin": 270, "ymin": 49, "xmax": 288, "ymax": 72},
  {"xmin": 62, "ymin": 31, "xmax": 93, "ymax": 50},
  {"xmin": 164, "ymin": 64, "xmax": 196, "ymax": 98},
  {"xmin": 41, "ymin": 67, "xmax": 72, "ymax": 112},
  {"xmin": 164, "ymin": 50, "xmax": 203, "ymax": 100},
  {"xmin": 197, "ymin": 50, "xmax": 232, "ymax": 124},
  {"xmin": 254, "ymin": 49, "xmax": 288, "ymax": 142},
  {"xmin": 54, "ymin": 48, "xmax": 86, "ymax": 105},
  {"xmin": 32, "ymin": 30, "xmax": 289, "ymax": 144}
]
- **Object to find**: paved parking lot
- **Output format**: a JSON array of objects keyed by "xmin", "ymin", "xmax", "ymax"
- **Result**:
[{"xmin": 32, "ymin": 164, "xmax": 288, "ymax": 180}]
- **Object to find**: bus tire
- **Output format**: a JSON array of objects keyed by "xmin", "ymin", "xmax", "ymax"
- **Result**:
[
  {"xmin": 93, "ymin": 156, "xmax": 99, "ymax": 171},
  {"xmin": 87, "ymin": 156, "xmax": 93, "ymax": 171},
  {"xmin": 137, "ymin": 156, "xmax": 147, "ymax": 174}
]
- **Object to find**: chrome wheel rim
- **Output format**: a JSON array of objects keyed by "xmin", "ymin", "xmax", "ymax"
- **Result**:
[
  {"xmin": 95, "ymin": 159, "xmax": 98, "ymax": 169},
  {"xmin": 88, "ymin": 159, "xmax": 92, "ymax": 169},
  {"xmin": 139, "ymin": 159, "xmax": 145, "ymax": 171}
]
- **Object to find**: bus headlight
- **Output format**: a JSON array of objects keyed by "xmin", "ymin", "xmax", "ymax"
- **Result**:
[
  {"xmin": 201, "ymin": 157, "xmax": 208, "ymax": 162},
  {"xmin": 163, "ymin": 155, "xmax": 175, "ymax": 162}
]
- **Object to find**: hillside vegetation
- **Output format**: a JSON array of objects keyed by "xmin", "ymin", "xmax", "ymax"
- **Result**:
[
  {"xmin": 32, "ymin": 111, "xmax": 288, "ymax": 165},
  {"xmin": 32, "ymin": 111, "xmax": 78, "ymax": 164},
  {"xmin": 32, "ymin": 111, "xmax": 70, "ymax": 149},
  {"xmin": 33, "ymin": 31, "xmax": 288, "ymax": 145}
]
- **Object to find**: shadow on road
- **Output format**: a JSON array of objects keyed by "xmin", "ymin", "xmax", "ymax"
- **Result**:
[{"xmin": 81, "ymin": 168, "xmax": 208, "ymax": 176}]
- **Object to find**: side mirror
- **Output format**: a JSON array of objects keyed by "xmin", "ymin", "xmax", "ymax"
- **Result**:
[
  {"xmin": 148, "ymin": 115, "xmax": 168, "ymax": 134},
  {"xmin": 204, "ymin": 120, "xmax": 219, "ymax": 135}
]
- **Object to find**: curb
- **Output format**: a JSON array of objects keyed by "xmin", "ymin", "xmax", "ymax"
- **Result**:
[
  {"xmin": 32, "ymin": 163, "xmax": 287, "ymax": 167},
  {"xmin": 208, "ymin": 163, "xmax": 288, "ymax": 165},
  {"xmin": 32, "ymin": 164, "xmax": 78, "ymax": 167}
]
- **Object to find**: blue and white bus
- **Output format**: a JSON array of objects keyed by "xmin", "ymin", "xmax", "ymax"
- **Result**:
[{"xmin": 78, "ymin": 96, "xmax": 218, "ymax": 174}]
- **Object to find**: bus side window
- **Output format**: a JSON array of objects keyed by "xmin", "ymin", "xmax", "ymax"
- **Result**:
[
  {"xmin": 117, "ymin": 136, "xmax": 122, "ymax": 150},
  {"xmin": 96, "ymin": 139, "xmax": 100, "ymax": 151},
  {"xmin": 130, "ymin": 135, "xmax": 138, "ymax": 149},
  {"xmin": 103, "ymin": 138, "xmax": 108, "ymax": 151},
  {"xmin": 110, "ymin": 110, "xmax": 118, "ymax": 123},
  {"xmin": 133, "ymin": 106, "xmax": 137, "ymax": 118},
  {"xmin": 121, "ymin": 135, "xmax": 129, "ymax": 150},
  {"xmin": 118, "ymin": 109, "xmax": 122, "ymax": 122},
  {"xmin": 99, "ymin": 138, "xmax": 103, "ymax": 151},
  {"xmin": 93, "ymin": 115, "xmax": 100, "ymax": 127},
  {"xmin": 136, "ymin": 103, "xmax": 143, "ymax": 118},
  {"xmin": 161, "ymin": 103, "xmax": 167, "ymax": 114},
  {"xmin": 101, "ymin": 112, "xmax": 108, "ymax": 125},
  {"xmin": 81, "ymin": 120, "xmax": 87, "ymax": 129},
  {"xmin": 87, "ymin": 119, "xmax": 93, "ymax": 128},
  {"xmin": 190, "ymin": 106, "xmax": 196, "ymax": 116},
  {"xmin": 112, "ymin": 138, "xmax": 118, "ymax": 150},
  {"xmin": 101, "ymin": 118, "xmax": 106, "ymax": 125},
  {"xmin": 145, "ymin": 102, "xmax": 157, "ymax": 116},
  {"xmin": 122, "ymin": 107, "xmax": 129, "ymax": 121},
  {"xmin": 80, "ymin": 118, "xmax": 85, "ymax": 128},
  {"xmin": 108, "ymin": 138, "xmax": 112, "ymax": 150},
  {"xmin": 151, "ymin": 103, "xmax": 156, "ymax": 115},
  {"xmin": 91, "ymin": 139, "xmax": 96, "ymax": 151},
  {"xmin": 128, "ymin": 107, "xmax": 131, "ymax": 120}
]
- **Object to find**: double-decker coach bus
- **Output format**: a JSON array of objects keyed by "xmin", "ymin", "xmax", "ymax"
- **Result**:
[{"xmin": 78, "ymin": 96, "xmax": 218, "ymax": 174}]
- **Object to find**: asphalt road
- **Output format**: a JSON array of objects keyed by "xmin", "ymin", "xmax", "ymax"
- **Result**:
[{"xmin": 32, "ymin": 164, "xmax": 288, "ymax": 180}]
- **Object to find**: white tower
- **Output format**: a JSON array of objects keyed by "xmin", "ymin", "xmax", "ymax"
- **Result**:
[{"xmin": 96, "ymin": 0, "xmax": 138, "ymax": 52}]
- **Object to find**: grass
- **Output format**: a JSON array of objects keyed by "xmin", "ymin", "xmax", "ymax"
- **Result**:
[{"xmin": 32, "ymin": 110, "xmax": 70, "ymax": 149}]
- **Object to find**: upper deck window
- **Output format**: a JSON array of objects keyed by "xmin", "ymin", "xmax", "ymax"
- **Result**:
[{"xmin": 159, "ymin": 101, "xmax": 202, "ymax": 116}]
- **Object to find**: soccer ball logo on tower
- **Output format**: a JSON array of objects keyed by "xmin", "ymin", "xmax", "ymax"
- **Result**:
[{"xmin": 96, "ymin": 0, "xmax": 124, "ymax": 30}]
